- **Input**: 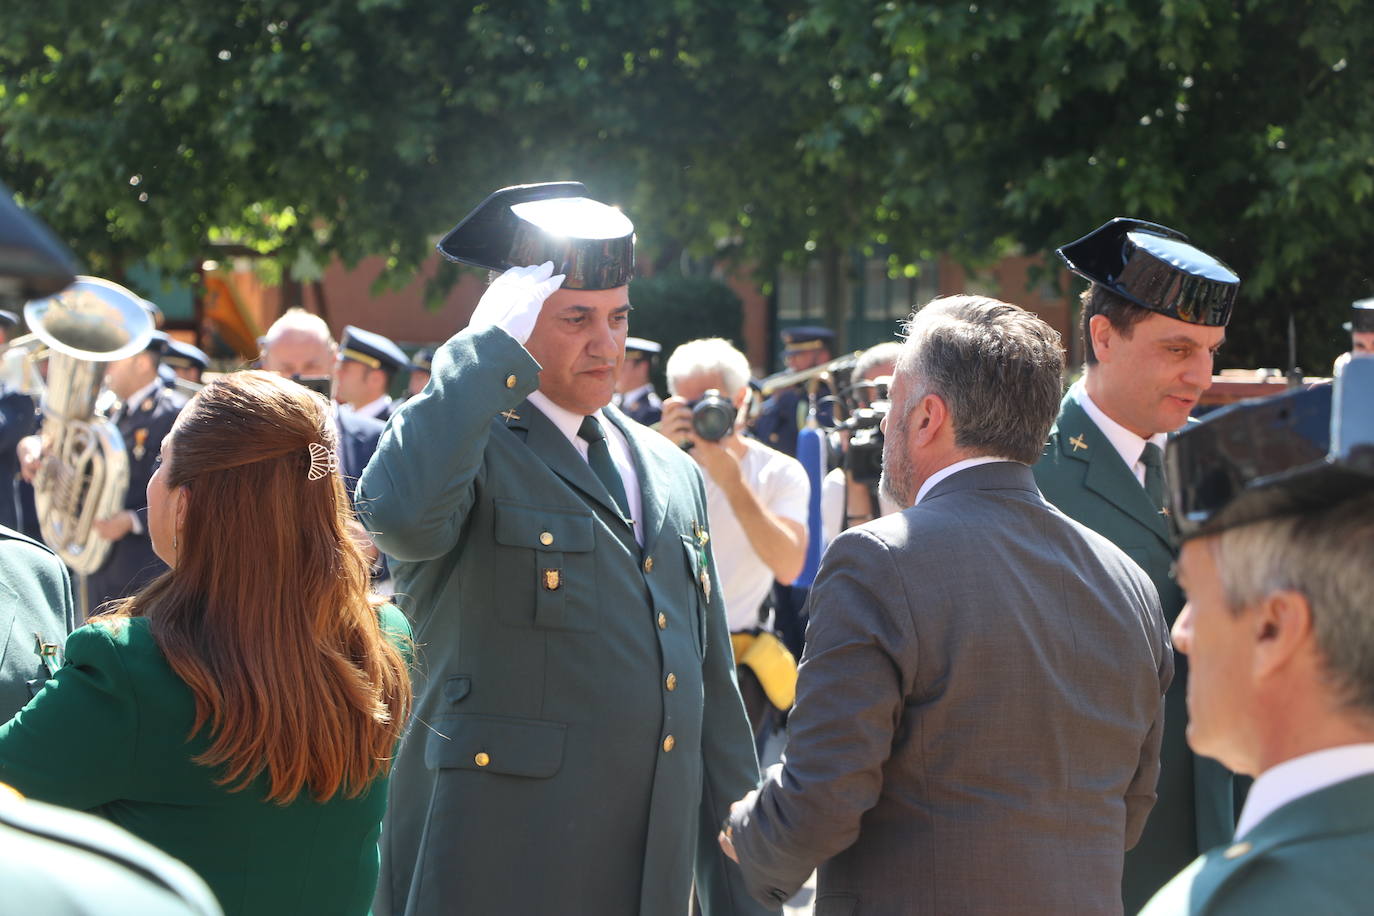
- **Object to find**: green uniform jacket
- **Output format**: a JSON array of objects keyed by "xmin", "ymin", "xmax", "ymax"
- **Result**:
[
  {"xmin": 1140, "ymin": 773, "xmax": 1374, "ymax": 915},
  {"xmin": 1034, "ymin": 390, "xmax": 1235, "ymax": 912},
  {"xmin": 356, "ymin": 326, "xmax": 767, "ymax": 916},
  {"xmin": 0, "ymin": 525, "xmax": 75, "ymax": 719},
  {"xmin": 0, "ymin": 607, "xmax": 412, "ymax": 916}
]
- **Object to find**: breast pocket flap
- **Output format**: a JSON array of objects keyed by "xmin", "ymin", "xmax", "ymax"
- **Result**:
[
  {"xmin": 424, "ymin": 714, "xmax": 567, "ymax": 779},
  {"xmin": 493, "ymin": 500, "xmax": 595, "ymax": 552}
]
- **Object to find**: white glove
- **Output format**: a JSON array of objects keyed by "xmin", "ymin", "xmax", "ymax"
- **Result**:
[{"xmin": 467, "ymin": 262, "xmax": 566, "ymax": 346}]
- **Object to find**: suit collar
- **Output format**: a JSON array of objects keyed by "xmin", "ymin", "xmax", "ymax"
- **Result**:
[
  {"xmin": 1055, "ymin": 393, "xmax": 1172, "ymax": 547},
  {"xmin": 922, "ymin": 460, "xmax": 1039, "ymax": 503},
  {"xmin": 602, "ymin": 405, "xmax": 671, "ymax": 555},
  {"xmin": 504, "ymin": 401, "xmax": 637, "ymax": 542}
]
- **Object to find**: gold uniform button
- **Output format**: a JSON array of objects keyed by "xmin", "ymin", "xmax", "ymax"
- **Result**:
[
  {"xmin": 539, "ymin": 531, "xmax": 554, "ymax": 546},
  {"xmin": 1223, "ymin": 842, "xmax": 1252, "ymax": 860},
  {"xmin": 505, "ymin": 374, "xmax": 517, "ymax": 389},
  {"xmin": 657, "ymin": 612, "xmax": 667, "ymax": 630},
  {"xmin": 662, "ymin": 735, "xmax": 675, "ymax": 752},
  {"xmin": 665, "ymin": 673, "xmax": 677, "ymax": 691},
  {"xmin": 474, "ymin": 752, "xmax": 490, "ymax": 767},
  {"xmin": 643, "ymin": 556, "xmax": 654, "ymax": 573}
]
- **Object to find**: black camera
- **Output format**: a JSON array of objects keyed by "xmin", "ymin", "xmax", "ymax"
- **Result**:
[
  {"xmin": 689, "ymin": 389, "xmax": 737, "ymax": 442},
  {"xmin": 842, "ymin": 403, "xmax": 888, "ymax": 484}
]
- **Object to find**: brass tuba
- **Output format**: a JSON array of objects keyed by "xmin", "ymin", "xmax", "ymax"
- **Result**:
[{"xmin": 20, "ymin": 277, "xmax": 155, "ymax": 573}]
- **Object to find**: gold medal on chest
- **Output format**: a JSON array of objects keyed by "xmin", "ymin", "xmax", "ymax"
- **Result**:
[
  {"xmin": 133, "ymin": 428, "xmax": 149, "ymax": 461},
  {"xmin": 542, "ymin": 568, "xmax": 562, "ymax": 591}
]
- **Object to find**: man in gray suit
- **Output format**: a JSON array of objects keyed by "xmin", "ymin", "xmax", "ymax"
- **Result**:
[
  {"xmin": 359, "ymin": 183, "xmax": 766, "ymax": 916},
  {"xmin": 722, "ymin": 296, "xmax": 1172, "ymax": 914}
]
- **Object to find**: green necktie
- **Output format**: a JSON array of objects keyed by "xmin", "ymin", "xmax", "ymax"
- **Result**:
[
  {"xmin": 577, "ymin": 415, "xmax": 631, "ymax": 519},
  {"xmin": 1140, "ymin": 441, "xmax": 1166, "ymax": 512}
]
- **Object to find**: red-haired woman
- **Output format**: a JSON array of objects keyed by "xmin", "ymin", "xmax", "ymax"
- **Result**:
[{"xmin": 0, "ymin": 370, "xmax": 412, "ymax": 916}]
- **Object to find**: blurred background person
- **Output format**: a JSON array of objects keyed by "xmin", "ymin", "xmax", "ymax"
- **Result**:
[
  {"xmin": 754, "ymin": 326, "xmax": 836, "ymax": 458},
  {"xmin": 820, "ymin": 340, "xmax": 903, "ymax": 548},
  {"xmin": 162, "ymin": 337, "xmax": 210, "ymax": 386},
  {"xmin": 0, "ymin": 309, "xmax": 36, "ymax": 532},
  {"xmin": 334, "ymin": 325, "xmax": 408, "ymax": 423},
  {"xmin": 659, "ymin": 337, "xmax": 809, "ymax": 743},
  {"xmin": 0, "ymin": 371, "xmax": 413, "ymax": 916},
  {"xmin": 406, "ymin": 347, "xmax": 434, "ymax": 398},
  {"xmin": 614, "ymin": 336, "xmax": 664, "ymax": 425}
]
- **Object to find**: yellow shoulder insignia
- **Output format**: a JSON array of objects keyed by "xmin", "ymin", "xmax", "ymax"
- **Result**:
[{"xmin": 1069, "ymin": 433, "xmax": 1088, "ymax": 452}]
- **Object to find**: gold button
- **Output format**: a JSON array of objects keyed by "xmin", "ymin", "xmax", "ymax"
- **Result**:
[
  {"xmin": 474, "ymin": 752, "xmax": 490, "ymax": 767},
  {"xmin": 657, "ymin": 612, "xmax": 667, "ymax": 630},
  {"xmin": 539, "ymin": 531, "xmax": 554, "ymax": 546},
  {"xmin": 1223, "ymin": 842, "xmax": 1252, "ymax": 860},
  {"xmin": 665, "ymin": 674, "xmax": 677, "ymax": 691},
  {"xmin": 505, "ymin": 375, "xmax": 517, "ymax": 389},
  {"xmin": 662, "ymin": 735, "xmax": 675, "ymax": 752},
  {"xmin": 643, "ymin": 556, "xmax": 654, "ymax": 573}
]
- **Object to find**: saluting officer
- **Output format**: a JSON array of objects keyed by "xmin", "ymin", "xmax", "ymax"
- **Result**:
[
  {"xmin": 753, "ymin": 326, "xmax": 835, "ymax": 458},
  {"xmin": 357, "ymin": 182, "xmax": 766, "ymax": 916},
  {"xmin": 1033, "ymin": 218, "xmax": 1240, "ymax": 912},
  {"xmin": 334, "ymin": 326, "xmax": 408, "ymax": 423}
]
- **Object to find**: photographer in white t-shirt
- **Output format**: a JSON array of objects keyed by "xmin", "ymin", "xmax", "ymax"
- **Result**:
[{"xmin": 657, "ymin": 338, "xmax": 810, "ymax": 739}]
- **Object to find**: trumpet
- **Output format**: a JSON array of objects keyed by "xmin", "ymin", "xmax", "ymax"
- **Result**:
[{"xmin": 757, "ymin": 352, "xmax": 861, "ymax": 398}]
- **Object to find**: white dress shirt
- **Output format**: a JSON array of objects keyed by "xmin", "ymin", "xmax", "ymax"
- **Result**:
[
  {"xmin": 1234, "ymin": 743, "xmax": 1374, "ymax": 839},
  {"xmin": 347, "ymin": 394, "xmax": 393, "ymax": 421},
  {"xmin": 1072, "ymin": 380, "xmax": 1167, "ymax": 487},
  {"xmin": 913, "ymin": 456, "xmax": 1015, "ymax": 507},
  {"xmin": 527, "ymin": 391, "xmax": 644, "ymax": 545}
]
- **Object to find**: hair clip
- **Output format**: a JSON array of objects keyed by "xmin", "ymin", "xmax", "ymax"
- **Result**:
[{"xmin": 306, "ymin": 442, "xmax": 338, "ymax": 481}]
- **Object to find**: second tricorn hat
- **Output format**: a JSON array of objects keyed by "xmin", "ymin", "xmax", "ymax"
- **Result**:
[
  {"xmin": 1057, "ymin": 218, "xmax": 1239, "ymax": 327},
  {"xmin": 1345, "ymin": 298, "xmax": 1374, "ymax": 333},
  {"xmin": 436, "ymin": 181, "xmax": 634, "ymax": 290}
]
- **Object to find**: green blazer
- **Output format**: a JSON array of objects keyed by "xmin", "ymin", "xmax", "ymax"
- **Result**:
[
  {"xmin": 0, "ymin": 607, "xmax": 412, "ymax": 916},
  {"xmin": 1141, "ymin": 772, "xmax": 1374, "ymax": 915},
  {"xmin": 356, "ymin": 326, "xmax": 768, "ymax": 916},
  {"xmin": 0, "ymin": 525, "xmax": 75, "ymax": 719},
  {"xmin": 1034, "ymin": 389, "xmax": 1234, "ymax": 912}
]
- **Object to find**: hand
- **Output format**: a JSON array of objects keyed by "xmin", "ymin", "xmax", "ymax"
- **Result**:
[
  {"xmin": 467, "ymin": 262, "xmax": 566, "ymax": 346},
  {"xmin": 93, "ymin": 511, "xmax": 135, "ymax": 542},
  {"xmin": 657, "ymin": 396, "xmax": 744, "ymax": 489},
  {"xmin": 717, "ymin": 790, "xmax": 757, "ymax": 864},
  {"xmin": 17, "ymin": 434, "xmax": 43, "ymax": 483}
]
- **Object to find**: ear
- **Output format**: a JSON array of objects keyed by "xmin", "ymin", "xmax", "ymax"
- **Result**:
[
  {"xmin": 731, "ymin": 387, "xmax": 750, "ymax": 410},
  {"xmin": 908, "ymin": 392, "xmax": 949, "ymax": 449},
  {"xmin": 1252, "ymin": 589, "xmax": 1313, "ymax": 682},
  {"xmin": 1088, "ymin": 314, "xmax": 1116, "ymax": 364}
]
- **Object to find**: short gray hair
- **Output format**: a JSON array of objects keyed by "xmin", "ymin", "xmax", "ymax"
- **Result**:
[
  {"xmin": 665, "ymin": 338, "xmax": 752, "ymax": 397},
  {"xmin": 1214, "ymin": 493, "xmax": 1374, "ymax": 715},
  {"xmin": 854, "ymin": 341, "xmax": 903, "ymax": 382},
  {"xmin": 262, "ymin": 307, "xmax": 333, "ymax": 349},
  {"xmin": 895, "ymin": 296, "xmax": 1064, "ymax": 465}
]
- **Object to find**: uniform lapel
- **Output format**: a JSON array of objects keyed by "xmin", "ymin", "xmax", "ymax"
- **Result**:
[
  {"xmin": 1056, "ymin": 394, "xmax": 1172, "ymax": 548},
  {"xmin": 504, "ymin": 401, "xmax": 632, "ymax": 525},
  {"xmin": 603, "ymin": 406, "xmax": 670, "ymax": 556}
]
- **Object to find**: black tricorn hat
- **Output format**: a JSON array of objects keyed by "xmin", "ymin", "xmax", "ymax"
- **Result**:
[
  {"xmin": 1346, "ymin": 298, "xmax": 1374, "ymax": 333},
  {"xmin": 1057, "ymin": 218, "xmax": 1239, "ymax": 327},
  {"xmin": 0, "ymin": 180, "xmax": 80, "ymax": 307},
  {"xmin": 1166, "ymin": 358, "xmax": 1374, "ymax": 540},
  {"xmin": 436, "ymin": 181, "xmax": 634, "ymax": 290}
]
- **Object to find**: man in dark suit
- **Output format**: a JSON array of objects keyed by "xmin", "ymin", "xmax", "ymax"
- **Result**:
[
  {"xmin": 613, "ymin": 336, "xmax": 663, "ymax": 425},
  {"xmin": 1034, "ymin": 218, "xmax": 1240, "ymax": 911},
  {"xmin": 1142, "ymin": 358, "xmax": 1374, "ymax": 914},
  {"xmin": 359, "ymin": 182, "xmax": 766, "ymax": 916},
  {"xmin": 85, "ymin": 334, "xmax": 186, "ymax": 609},
  {"xmin": 723, "ymin": 296, "xmax": 1172, "ymax": 914}
]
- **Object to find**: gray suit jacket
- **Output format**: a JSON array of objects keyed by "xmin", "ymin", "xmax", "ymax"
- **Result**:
[
  {"xmin": 357, "ymin": 326, "xmax": 767, "ymax": 916},
  {"xmin": 0, "ymin": 525, "xmax": 74, "ymax": 719},
  {"xmin": 730, "ymin": 462, "xmax": 1172, "ymax": 915}
]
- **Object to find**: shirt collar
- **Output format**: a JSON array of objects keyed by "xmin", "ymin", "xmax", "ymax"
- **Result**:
[
  {"xmin": 913, "ymin": 456, "xmax": 1014, "ymax": 506},
  {"xmin": 122, "ymin": 379, "xmax": 164, "ymax": 414},
  {"xmin": 1235, "ymin": 743, "xmax": 1374, "ymax": 839},
  {"xmin": 350, "ymin": 394, "xmax": 392, "ymax": 420},
  {"xmin": 621, "ymin": 383, "xmax": 655, "ymax": 403},
  {"xmin": 1072, "ymin": 379, "xmax": 1167, "ymax": 472},
  {"xmin": 527, "ymin": 391, "xmax": 610, "ymax": 449}
]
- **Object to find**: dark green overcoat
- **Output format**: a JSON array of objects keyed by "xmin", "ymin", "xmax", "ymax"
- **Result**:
[
  {"xmin": 357, "ymin": 326, "xmax": 767, "ymax": 916},
  {"xmin": 1034, "ymin": 390, "xmax": 1235, "ymax": 913},
  {"xmin": 1140, "ymin": 773, "xmax": 1374, "ymax": 915}
]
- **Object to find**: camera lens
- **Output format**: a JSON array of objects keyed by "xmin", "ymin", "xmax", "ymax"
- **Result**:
[{"xmin": 691, "ymin": 390, "xmax": 737, "ymax": 442}]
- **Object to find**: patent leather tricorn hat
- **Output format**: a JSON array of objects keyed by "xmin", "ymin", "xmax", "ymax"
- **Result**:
[
  {"xmin": 436, "ymin": 181, "xmax": 634, "ymax": 290},
  {"xmin": 1166, "ymin": 358, "xmax": 1374, "ymax": 540},
  {"xmin": 1345, "ymin": 298, "xmax": 1374, "ymax": 333},
  {"xmin": 1057, "ymin": 218, "xmax": 1239, "ymax": 327}
]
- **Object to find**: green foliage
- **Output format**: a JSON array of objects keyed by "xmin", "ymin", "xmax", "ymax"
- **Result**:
[{"xmin": 626, "ymin": 273, "xmax": 743, "ymax": 391}]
